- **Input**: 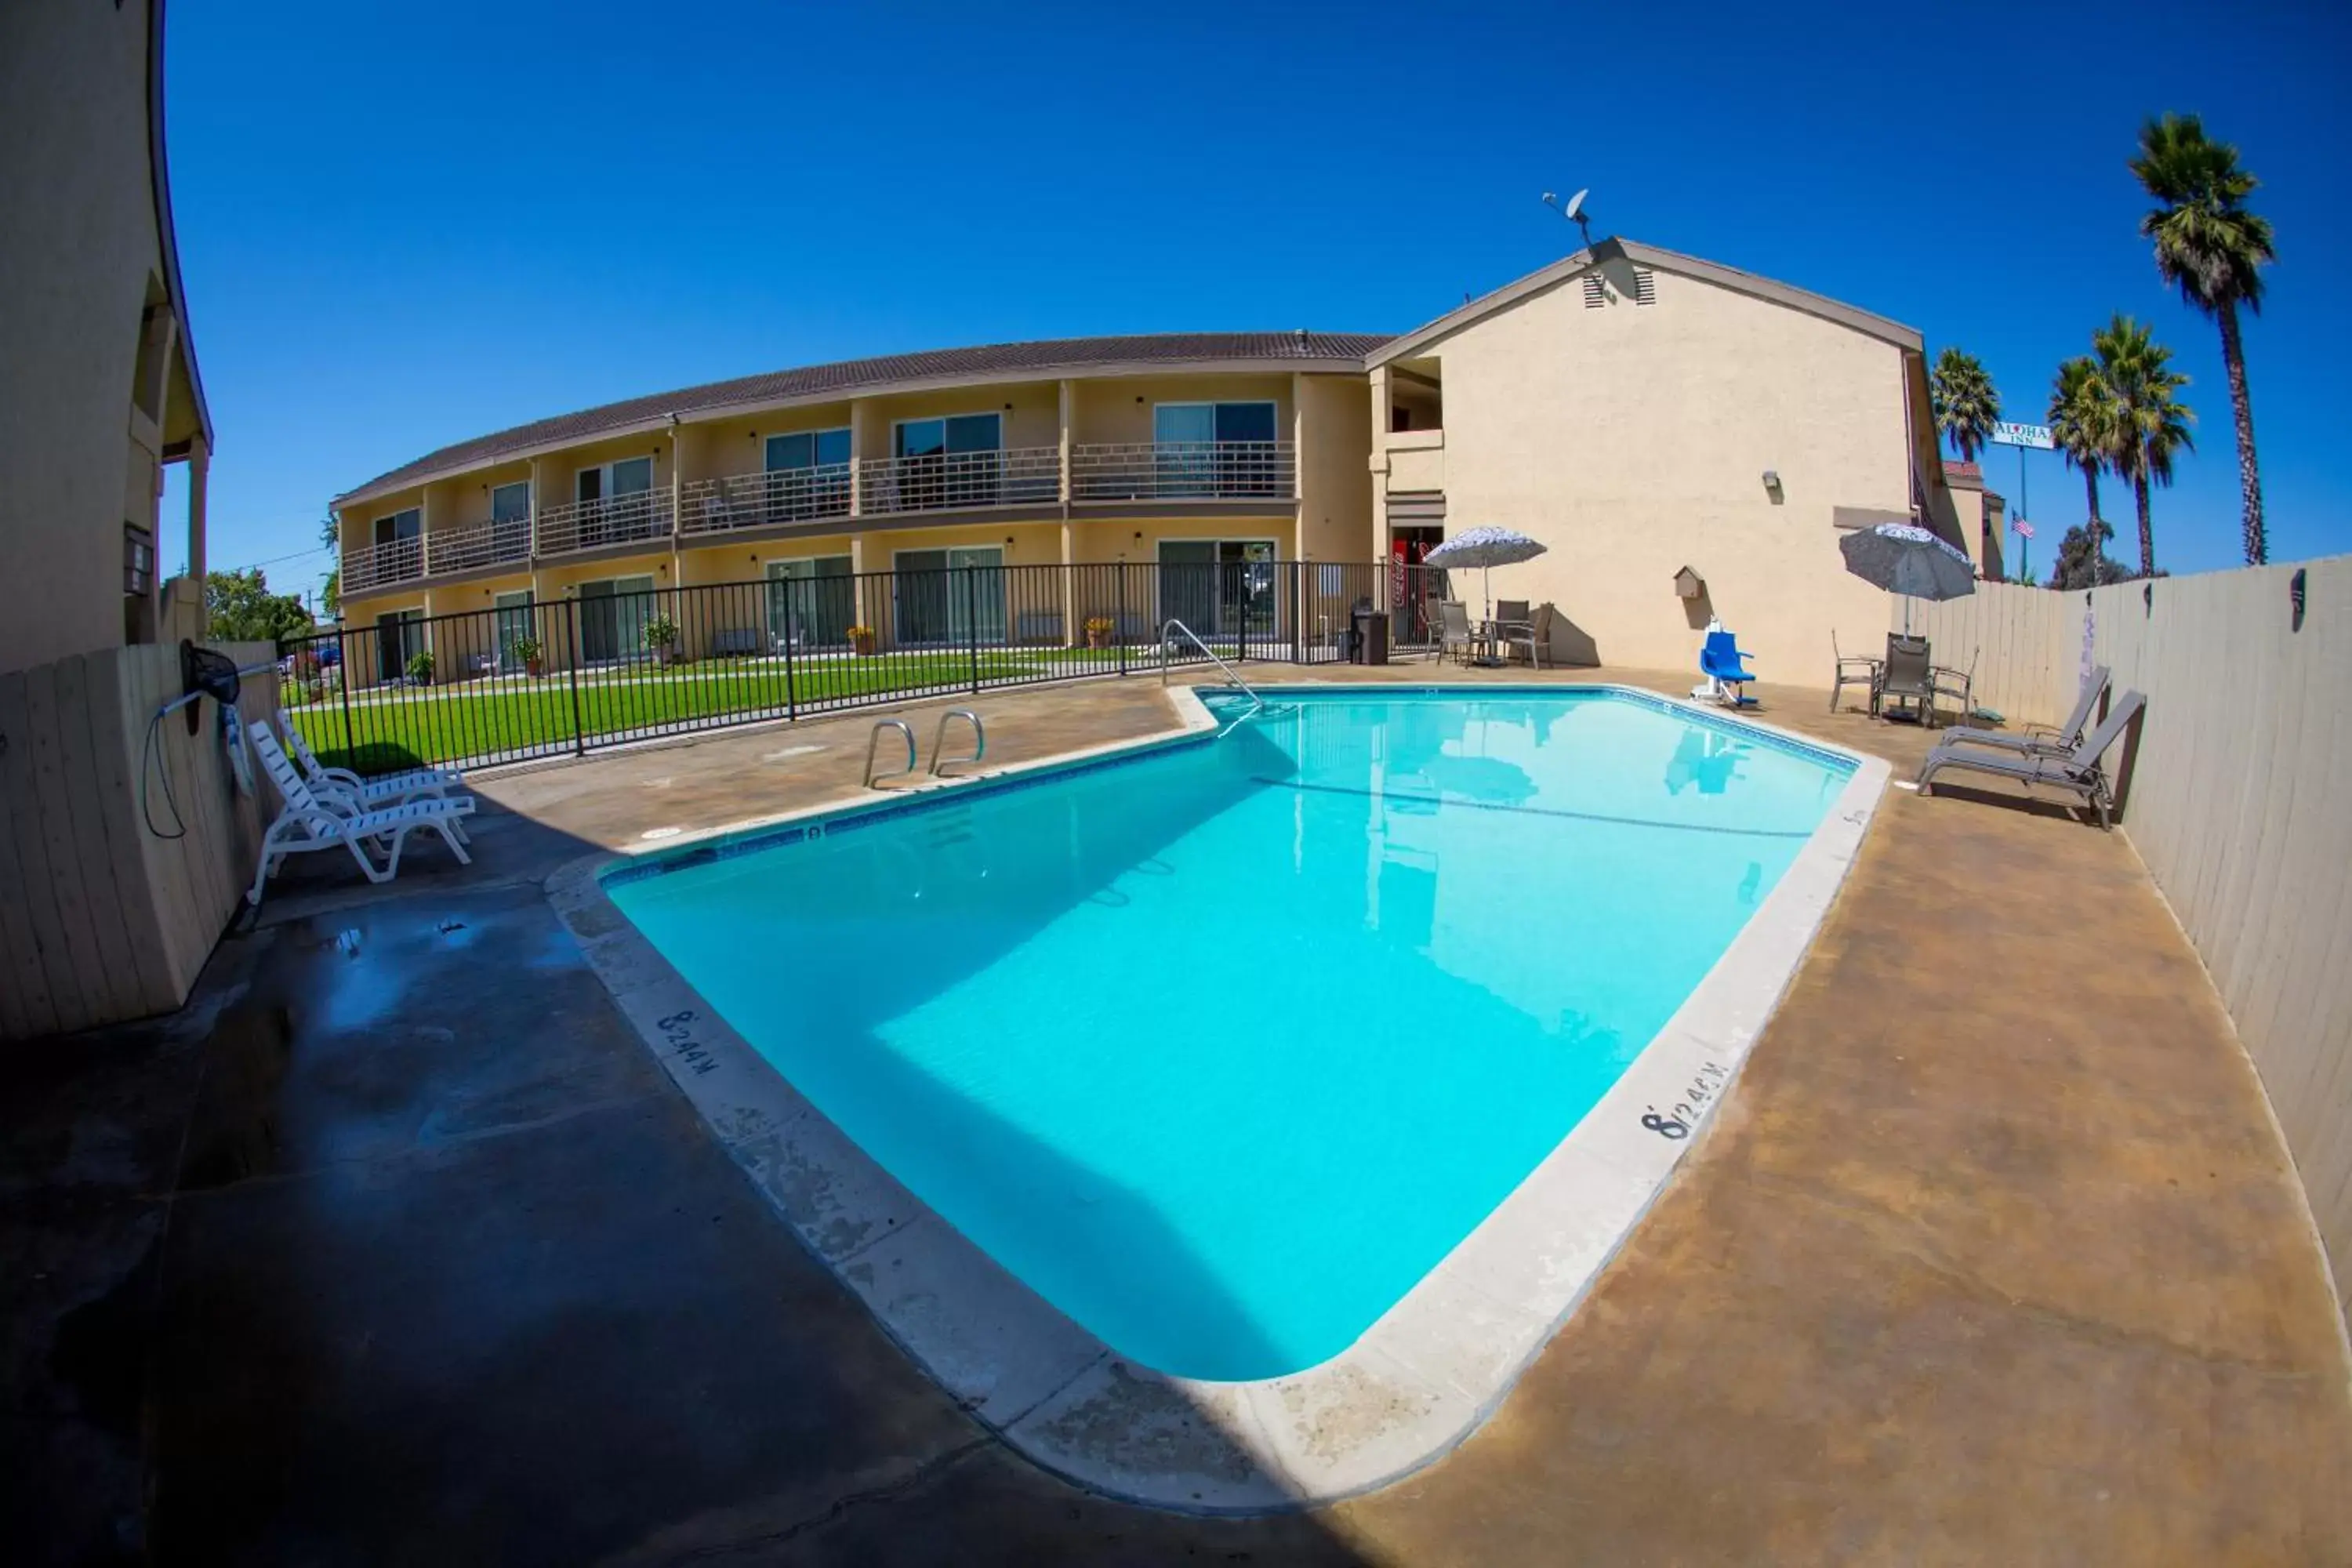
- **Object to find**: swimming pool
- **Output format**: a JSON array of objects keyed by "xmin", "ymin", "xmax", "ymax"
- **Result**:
[{"xmin": 604, "ymin": 689, "xmax": 1857, "ymax": 1387}]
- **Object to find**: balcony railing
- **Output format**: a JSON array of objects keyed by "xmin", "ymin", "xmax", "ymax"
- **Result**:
[
  {"xmin": 679, "ymin": 465, "xmax": 853, "ymax": 536},
  {"xmin": 426, "ymin": 516, "xmax": 533, "ymax": 577},
  {"xmin": 343, "ymin": 535, "xmax": 424, "ymax": 594},
  {"xmin": 858, "ymin": 446, "xmax": 1060, "ymax": 516},
  {"xmin": 1072, "ymin": 441, "xmax": 1295, "ymax": 503},
  {"xmin": 533, "ymin": 488, "xmax": 675, "ymax": 557},
  {"xmin": 341, "ymin": 439, "xmax": 1312, "ymax": 597}
]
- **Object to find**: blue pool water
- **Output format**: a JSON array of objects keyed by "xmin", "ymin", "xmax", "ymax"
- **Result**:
[{"xmin": 608, "ymin": 691, "xmax": 1852, "ymax": 1381}]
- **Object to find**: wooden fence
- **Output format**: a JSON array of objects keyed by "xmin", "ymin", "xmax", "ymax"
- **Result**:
[
  {"xmin": 0, "ymin": 641, "xmax": 278, "ymax": 1040},
  {"xmin": 1896, "ymin": 561, "xmax": 2352, "ymax": 1316}
]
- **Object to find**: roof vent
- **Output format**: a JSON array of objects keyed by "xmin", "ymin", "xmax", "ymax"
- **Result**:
[{"xmin": 1294, "ymin": 327, "xmax": 1309, "ymax": 349}]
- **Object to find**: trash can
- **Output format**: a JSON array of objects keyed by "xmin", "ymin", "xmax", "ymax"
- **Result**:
[{"xmin": 1350, "ymin": 605, "xmax": 1390, "ymax": 666}]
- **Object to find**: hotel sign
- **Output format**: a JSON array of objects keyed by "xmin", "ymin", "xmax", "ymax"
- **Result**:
[{"xmin": 1991, "ymin": 421, "xmax": 2055, "ymax": 450}]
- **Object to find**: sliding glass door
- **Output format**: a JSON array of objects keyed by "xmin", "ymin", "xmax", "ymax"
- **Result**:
[
  {"xmin": 892, "ymin": 414, "xmax": 1002, "ymax": 510},
  {"xmin": 579, "ymin": 575, "xmax": 655, "ymax": 663},
  {"xmin": 893, "ymin": 546, "xmax": 1004, "ymax": 645},
  {"xmin": 1158, "ymin": 540, "xmax": 1275, "ymax": 637},
  {"xmin": 765, "ymin": 556, "xmax": 855, "ymax": 648},
  {"xmin": 1153, "ymin": 402, "xmax": 1279, "ymax": 496}
]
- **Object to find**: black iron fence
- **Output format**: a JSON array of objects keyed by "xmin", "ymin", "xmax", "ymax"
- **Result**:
[{"xmin": 278, "ymin": 560, "xmax": 1456, "ymax": 776}]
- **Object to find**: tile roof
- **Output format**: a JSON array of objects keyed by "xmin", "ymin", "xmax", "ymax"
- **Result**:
[{"xmin": 338, "ymin": 331, "xmax": 1392, "ymax": 503}]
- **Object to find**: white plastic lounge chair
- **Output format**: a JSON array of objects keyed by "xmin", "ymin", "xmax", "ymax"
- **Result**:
[
  {"xmin": 278, "ymin": 710, "xmax": 464, "ymax": 808},
  {"xmin": 1934, "ymin": 666, "xmax": 2111, "ymax": 760},
  {"xmin": 245, "ymin": 721, "xmax": 476, "ymax": 904},
  {"xmin": 1917, "ymin": 689, "xmax": 2144, "ymax": 829}
]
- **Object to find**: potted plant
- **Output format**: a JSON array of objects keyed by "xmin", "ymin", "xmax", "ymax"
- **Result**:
[
  {"xmin": 1083, "ymin": 615, "xmax": 1115, "ymax": 650},
  {"xmin": 846, "ymin": 624, "xmax": 877, "ymax": 657},
  {"xmin": 405, "ymin": 648, "xmax": 436, "ymax": 686},
  {"xmin": 642, "ymin": 615, "xmax": 681, "ymax": 664},
  {"xmin": 512, "ymin": 634, "xmax": 544, "ymax": 677}
]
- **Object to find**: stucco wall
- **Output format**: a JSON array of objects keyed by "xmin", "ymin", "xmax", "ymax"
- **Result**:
[
  {"xmin": 1297, "ymin": 374, "xmax": 1372, "ymax": 562},
  {"xmin": 1410, "ymin": 262, "xmax": 1912, "ymax": 675},
  {"xmin": 0, "ymin": 0, "xmax": 185, "ymax": 673}
]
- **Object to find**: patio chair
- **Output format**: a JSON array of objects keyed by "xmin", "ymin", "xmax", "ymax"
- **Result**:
[
  {"xmin": 1830, "ymin": 630, "xmax": 1881, "ymax": 713},
  {"xmin": 1936, "ymin": 665, "xmax": 2111, "ymax": 759},
  {"xmin": 1916, "ymin": 689, "xmax": 2145, "ymax": 829},
  {"xmin": 1497, "ymin": 604, "xmax": 1553, "ymax": 669},
  {"xmin": 1436, "ymin": 601, "xmax": 1477, "ymax": 666},
  {"xmin": 1698, "ymin": 630, "xmax": 1757, "ymax": 706},
  {"xmin": 1928, "ymin": 650, "xmax": 1976, "ymax": 727},
  {"xmin": 245, "ymin": 722, "xmax": 477, "ymax": 904},
  {"xmin": 278, "ymin": 710, "xmax": 465, "ymax": 810},
  {"xmin": 1877, "ymin": 633, "xmax": 1933, "ymax": 723}
]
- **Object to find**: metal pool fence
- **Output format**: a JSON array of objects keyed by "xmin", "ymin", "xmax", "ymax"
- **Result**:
[{"xmin": 278, "ymin": 561, "xmax": 1458, "ymax": 775}]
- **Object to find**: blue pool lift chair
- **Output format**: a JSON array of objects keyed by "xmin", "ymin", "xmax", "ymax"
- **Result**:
[{"xmin": 1698, "ymin": 630, "xmax": 1759, "ymax": 707}]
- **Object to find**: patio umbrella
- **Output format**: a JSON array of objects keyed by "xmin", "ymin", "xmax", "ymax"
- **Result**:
[
  {"xmin": 1838, "ymin": 522, "xmax": 1975, "ymax": 631},
  {"xmin": 1423, "ymin": 526, "xmax": 1549, "ymax": 627}
]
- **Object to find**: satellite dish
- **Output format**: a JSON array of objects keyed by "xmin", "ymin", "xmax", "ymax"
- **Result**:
[{"xmin": 1542, "ymin": 187, "xmax": 1596, "ymax": 247}]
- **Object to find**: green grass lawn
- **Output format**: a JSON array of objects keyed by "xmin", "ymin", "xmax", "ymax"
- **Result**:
[{"xmin": 285, "ymin": 652, "xmax": 1065, "ymax": 772}]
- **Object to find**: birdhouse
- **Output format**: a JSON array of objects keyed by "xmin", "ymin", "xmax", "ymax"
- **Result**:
[{"xmin": 1673, "ymin": 567, "xmax": 1706, "ymax": 600}]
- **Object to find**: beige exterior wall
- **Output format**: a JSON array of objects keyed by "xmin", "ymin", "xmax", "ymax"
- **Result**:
[
  {"xmin": 1382, "ymin": 260, "xmax": 1918, "ymax": 673},
  {"xmin": 1297, "ymin": 373, "xmax": 1373, "ymax": 563},
  {"xmin": 1067, "ymin": 374, "xmax": 1297, "ymax": 445},
  {"xmin": 1065, "ymin": 515, "xmax": 1294, "ymax": 565},
  {"xmin": 1900, "ymin": 561, "xmax": 2352, "ymax": 1324},
  {"xmin": 1944, "ymin": 470, "xmax": 2008, "ymax": 583},
  {"xmin": 0, "ymin": 0, "xmax": 209, "ymax": 674},
  {"xmin": 857, "ymin": 383, "xmax": 1062, "ymax": 454},
  {"xmin": 682, "ymin": 401, "xmax": 856, "ymax": 481}
]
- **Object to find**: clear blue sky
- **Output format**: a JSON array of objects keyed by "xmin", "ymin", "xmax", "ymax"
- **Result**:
[{"xmin": 163, "ymin": 0, "xmax": 2352, "ymax": 600}]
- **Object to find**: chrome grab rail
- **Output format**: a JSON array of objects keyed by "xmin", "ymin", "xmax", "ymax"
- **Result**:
[
  {"xmin": 864, "ymin": 718, "xmax": 917, "ymax": 787},
  {"xmin": 1158, "ymin": 618, "xmax": 1263, "ymax": 720},
  {"xmin": 929, "ymin": 709, "xmax": 985, "ymax": 776}
]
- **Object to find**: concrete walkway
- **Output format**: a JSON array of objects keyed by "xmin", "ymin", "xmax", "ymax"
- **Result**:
[{"xmin": 5, "ymin": 667, "xmax": 2346, "ymax": 1563}]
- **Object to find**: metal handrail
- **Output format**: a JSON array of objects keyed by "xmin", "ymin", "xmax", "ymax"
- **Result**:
[
  {"xmin": 1159, "ymin": 618, "xmax": 1263, "ymax": 720},
  {"xmin": 929, "ymin": 709, "xmax": 985, "ymax": 776},
  {"xmin": 864, "ymin": 718, "xmax": 917, "ymax": 787}
]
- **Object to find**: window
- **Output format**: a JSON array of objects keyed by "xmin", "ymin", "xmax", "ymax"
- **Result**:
[
  {"xmin": 575, "ymin": 456, "xmax": 654, "ymax": 503},
  {"xmin": 490, "ymin": 481, "xmax": 531, "ymax": 524},
  {"xmin": 894, "ymin": 413, "xmax": 1000, "ymax": 459},
  {"xmin": 887, "ymin": 414, "xmax": 1003, "ymax": 510},
  {"xmin": 1153, "ymin": 402, "xmax": 1280, "ymax": 495},
  {"xmin": 763, "ymin": 428, "xmax": 853, "ymax": 520},
  {"xmin": 372, "ymin": 506, "xmax": 421, "ymax": 546},
  {"xmin": 122, "ymin": 523, "xmax": 154, "ymax": 595},
  {"xmin": 765, "ymin": 428, "xmax": 851, "ymax": 471}
]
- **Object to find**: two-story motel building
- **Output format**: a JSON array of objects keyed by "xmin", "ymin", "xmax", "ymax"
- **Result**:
[{"xmin": 332, "ymin": 239, "xmax": 1969, "ymax": 683}]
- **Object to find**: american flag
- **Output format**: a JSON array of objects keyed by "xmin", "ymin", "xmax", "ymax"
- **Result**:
[{"xmin": 2011, "ymin": 516, "xmax": 2036, "ymax": 540}]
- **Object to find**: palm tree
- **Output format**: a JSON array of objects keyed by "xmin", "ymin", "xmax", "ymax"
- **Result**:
[
  {"xmin": 2130, "ymin": 113, "xmax": 2274, "ymax": 564},
  {"xmin": 1930, "ymin": 346, "xmax": 2002, "ymax": 463},
  {"xmin": 2092, "ymin": 314, "xmax": 2194, "ymax": 578},
  {"xmin": 2046, "ymin": 355, "xmax": 2114, "ymax": 532}
]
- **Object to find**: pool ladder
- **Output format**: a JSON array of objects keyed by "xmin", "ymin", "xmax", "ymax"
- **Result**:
[
  {"xmin": 1159, "ymin": 618, "xmax": 1264, "ymax": 725},
  {"xmin": 864, "ymin": 709, "xmax": 985, "ymax": 788}
]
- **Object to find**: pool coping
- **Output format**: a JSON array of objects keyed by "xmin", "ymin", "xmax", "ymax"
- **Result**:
[{"xmin": 546, "ymin": 681, "xmax": 1891, "ymax": 1514}]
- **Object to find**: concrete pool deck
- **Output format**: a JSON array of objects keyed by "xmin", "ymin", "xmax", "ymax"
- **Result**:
[{"xmin": 7, "ymin": 665, "xmax": 2350, "ymax": 1563}]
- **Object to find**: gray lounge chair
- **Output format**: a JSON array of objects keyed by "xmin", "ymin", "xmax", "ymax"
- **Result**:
[
  {"xmin": 1937, "ymin": 665, "xmax": 2111, "ymax": 760},
  {"xmin": 1917, "ymin": 689, "xmax": 2144, "ymax": 829},
  {"xmin": 1877, "ymin": 633, "xmax": 1933, "ymax": 722}
]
